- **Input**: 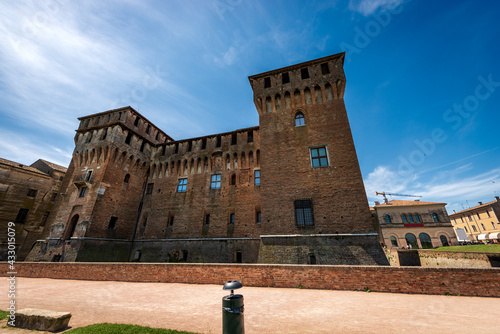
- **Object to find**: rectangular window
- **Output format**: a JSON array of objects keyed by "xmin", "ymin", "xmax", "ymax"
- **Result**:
[
  {"xmin": 51, "ymin": 192, "xmax": 58, "ymax": 201},
  {"xmin": 264, "ymin": 77, "xmax": 271, "ymax": 88},
  {"xmin": 471, "ymin": 225, "xmax": 477, "ymax": 232},
  {"xmin": 231, "ymin": 133, "xmax": 237, "ymax": 145},
  {"xmin": 14, "ymin": 208, "xmax": 29, "ymax": 224},
  {"xmin": 229, "ymin": 213, "xmax": 235, "ymax": 225},
  {"xmin": 201, "ymin": 138, "xmax": 207, "ymax": 150},
  {"xmin": 476, "ymin": 212, "xmax": 481, "ymax": 219},
  {"xmin": 464, "ymin": 226, "xmax": 468, "ymax": 233},
  {"xmin": 256, "ymin": 211, "xmax": 261, "ymax": 224},
  {"xmin": 211, "ymin": 174, "xmax": 221, "ymax": 189},
  {"xmin": 146, "ymin": 183, "xmax": 154, "ymax": 194},
  {"xmin": 85, "ymin": 170, "xmax": 93, "ymax": 182},
  {"xmin": 79, "ymin": 187, "xmax": 87, "ymax": 197},
  {"xmin": 27, "ymin": 189, "xmax": 38, "ymax": 197},
  {"xmin": 247, "ymin": 131, "xmax": 253, "ymax": 143},
  {"xmin": 492, "ymin": 222, "xmax": 497, "ymax": 229},
  {"xmin": 40, "ymin": 211, "xmax": 50, "ymax": 227},
  {"xmin": 468, "ymin": 215, "xmax": 472, "ymax": 221},
  {"xmin": 310, "ymin": 147, "xmax": 329, "ymax": 167},
  {"xmin": 168, "ymin": 215, "xmax": 174, "ymax": 226},
  {"xmin": 282, "ymin": 72, "xmax": 290, "ymax": 84},
  {"xmin": 187, "ymin": 141, "xmax": 192, "ymax": 152},
  {"xmin": 301, "ymin": 68, "xmax": 309, "ymax": 79},
  {"xmin": 321, "ymin": 62, "xmax": 330, "ymax": 74},
  {"xmin": 174, "ymin": 143, "xmax": 179, "ymax": 154},
  {"xmin": 216, "ymin": 136, "xmax": 221, "ymax": 148},
  {"xmin": 125, "ymin": 133, "xmax": 132, "ymax": 145},
  {"xmin": 486, "ymin": 210, "xmax": 491, "ymax": 218},
  {"xmin": 205, "ymin": 214, "xmax": 210, "ymax": 226},
  {"xmin": 295, "ymin": 199, "xmax": 313, "ymax": 226},
  {"xmin": 254, "ymin": 170, "xmax": 260, "ymax": 185},
  {"xmin": 177, "ymin": 178, "xmax": 187, "ymax": 192},
  {"xmin": 108, "ymin": 216, "xmax": 118, "ymax": 230}
]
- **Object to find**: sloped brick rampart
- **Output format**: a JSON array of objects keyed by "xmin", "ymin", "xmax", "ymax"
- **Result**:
[{"xmin": 2, "ymin": 262, "xmax": 499, "ymax": 297}]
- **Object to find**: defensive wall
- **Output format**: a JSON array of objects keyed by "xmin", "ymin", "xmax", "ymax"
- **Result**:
[
  {"xmin": 384, "ymin": 249, "xmax": 500, "ymax": 268},
  {"xmin": 2, "ymin": 262, "xmax": 499, "ymax": 298}
]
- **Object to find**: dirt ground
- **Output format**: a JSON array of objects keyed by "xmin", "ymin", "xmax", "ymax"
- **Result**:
[{"xmin": 1, "ymin": 277, "xmax": 499, "ymax": 333}]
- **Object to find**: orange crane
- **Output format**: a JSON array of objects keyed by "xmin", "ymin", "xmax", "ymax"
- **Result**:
[{"xmin": 375, "ymin": 191, "xmax": 422, "ymax": 204}]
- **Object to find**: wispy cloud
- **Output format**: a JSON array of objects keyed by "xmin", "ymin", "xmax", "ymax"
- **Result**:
[
  {"xmin": 364, "ymin": 164, "xmax": 500, "ymax": 212},
  {"xmin": 348, "ymin": 0, "xmax": 405, "ymax": 16}
]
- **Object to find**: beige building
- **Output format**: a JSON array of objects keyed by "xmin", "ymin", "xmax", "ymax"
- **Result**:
[
  {"xmin": 448, "ymin": 197, "xmax": 500, "ymax": 243},
  {"xmin": 372, "ymin": 200, "xmax": 457, "ymax": 249}
]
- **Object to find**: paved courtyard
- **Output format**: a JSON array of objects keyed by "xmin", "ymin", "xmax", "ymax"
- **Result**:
[{"xmin": 1, "ymin": 277, "xmax": 499, "ymax": 333}]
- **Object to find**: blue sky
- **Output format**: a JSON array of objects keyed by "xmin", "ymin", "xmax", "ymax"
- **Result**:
[{"xmin": 1, "ymin": 0, "xmax": 499, "ymax": 213}]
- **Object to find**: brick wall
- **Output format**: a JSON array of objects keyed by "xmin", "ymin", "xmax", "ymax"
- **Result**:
[
  {"xmin": 384, "ymin": 249, "xmax": 500, "ymax": 268},
  {"xmin": 2, "ymin": 262, "xmax": 499, "ymax": 297}
]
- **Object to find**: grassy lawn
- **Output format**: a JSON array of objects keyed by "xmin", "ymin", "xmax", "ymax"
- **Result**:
[
  {"xmin": 432, "ymin": 245, "xmax": 500, "ymax": 253},
  {"xmin": 0, "ymin": 310, "xmax": 9, "ymax": 320},
  {"xmin": 65, "ymin": 323, "xmax": 197, "ymax": 334}
]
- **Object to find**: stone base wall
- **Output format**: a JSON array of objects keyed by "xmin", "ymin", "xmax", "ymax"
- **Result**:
[
  {"xmin": 1, "ymin": 262, "xmax": 499, "ymax": 297},
  {"xmin": 259, "ymin": 235, "xmax": 389, "ymax": 265}
]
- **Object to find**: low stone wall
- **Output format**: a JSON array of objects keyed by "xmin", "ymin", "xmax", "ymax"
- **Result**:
[
  {"xmin": 384, "ymin": 249, "xmax": 500, "ymax": 267},
  {"xmin": 1, "ymin": 262, "xmax": 499, "ymax": 297}
]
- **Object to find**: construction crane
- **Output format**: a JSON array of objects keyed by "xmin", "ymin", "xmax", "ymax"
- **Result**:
[{"xmin": 375, "ymin": 191, "xmax": 422, "ymax": 204}]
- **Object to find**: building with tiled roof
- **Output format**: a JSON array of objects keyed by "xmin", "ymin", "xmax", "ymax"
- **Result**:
[
  {"xmin": 372, "ymin": 199, "xmax": 457, "ymax": 249},
  {"xmin": 448, "ymin": 197, "xmax": 500, "ymax": 243}
]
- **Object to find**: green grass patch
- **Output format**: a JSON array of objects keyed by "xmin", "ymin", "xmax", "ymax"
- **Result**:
[
  {"xmin": 432, "ymin": 245, "xmax": 500, "ymax": 253},
  {"xmin": 0, "ymin": 310, "xmax": 9, "ymax": 320},
  {"xmin": 65, "ymin": 323, "xmax": 197, "ymax": 334}
]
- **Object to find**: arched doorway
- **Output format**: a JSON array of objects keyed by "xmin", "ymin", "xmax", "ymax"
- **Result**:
[
  {"xmin": 65, "ymin": 214, "xmax": 79, "ymax": 240},
  {"xmin": 405, "ymin": 233, "xmax": 418, "ymax": 249},
  {"xmin": 440, "ymin": 235, "xmax": 449, "ymax": 246},
  {"xmin": 419, "ymin": 233, "xmax": 433, "ymax": 249}
]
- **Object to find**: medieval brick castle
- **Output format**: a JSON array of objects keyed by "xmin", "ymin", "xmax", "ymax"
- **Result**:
[{"xmin": 27, "ymin": 52, "xmax": 388, "ymax": 265}]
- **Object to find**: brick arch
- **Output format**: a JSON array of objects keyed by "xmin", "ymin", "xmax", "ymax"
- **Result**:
[
  {"xmin": 284, "ymin": 91, "xmax": 291, "ymax": 109},
  {"xmin": 324, "ymin": 82, "xmax": 334, "ymax": 101},
  {"xmin": 275, "ymin": 93, "xmax": 282, "ymax": 112}
]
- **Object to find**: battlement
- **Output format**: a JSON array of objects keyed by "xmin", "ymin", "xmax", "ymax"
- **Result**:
[{"xmin": 248, "ymin": 53, "xmax": 346, "ymax": 115}]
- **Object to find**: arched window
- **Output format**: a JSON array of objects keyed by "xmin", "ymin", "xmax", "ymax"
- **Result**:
[
  {"xmin": 432, "ymin": 213, "xmax": 439, "ymax": 222},
  {"xmin": 405, "ymin": 233, "xmax": 418, "ymax": 249},
  {"xmin": 384, "ymin": 214, "xmax": 392, "ymax": 223},
  {"xmin": 419, "ymin": 233, "xmax": 433, "ymax": 249},
  {"xmin": 390, "ymin": 236, "xmax": 398, "ymax": 247},
  {"xmin": 408, "ymin": 214, "xmax": 414, "ymax": 223},
  {"xmin": 401, "ymin": 214, "xmax": 408, "ymax": 223},
  {"xmin": 124, "ymin": 174, "xmax": 130, "ymax": 183},
  {"xmin": 440, "ymin": 235, "xmax": 449, "ymax": 246},
  {"xmin": 230, "ymin": 173, "xmax": 236, "ymax": 185},
  {"xmin": 415, "ymin": 214, "xmax": 421, "ymax": 223},
  {"xmin": 295, "ymin": 112, "xmax": 305, "ymax": 126}
]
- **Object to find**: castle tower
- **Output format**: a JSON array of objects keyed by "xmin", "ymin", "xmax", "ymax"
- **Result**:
[
  {"xmin": 29, "ymin": 107, "xmax": 172, "ymax": 261},
  {"xmin": 249, "ymin": 53, "xmax": 388, "ymax": 264}
]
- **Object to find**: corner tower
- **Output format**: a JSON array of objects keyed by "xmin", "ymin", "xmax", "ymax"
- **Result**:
[{"xmin": 249, "ymin": 53, "xmax": 388, "ymax": 264}]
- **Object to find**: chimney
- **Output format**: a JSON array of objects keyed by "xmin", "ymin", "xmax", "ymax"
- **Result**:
[
  {"xmin": 453, "ymin": 210, "xmax": 456, "ymax": 213},
  {"xmin": 478, "ymin": 202, "xmax": 483, "ymax": 205},
  {"xmin": 414, "ymin": 199, "xmax": 420, "ymax": 202},
  {"xmin": 495, "ymin": 196, "xmax": 500, "ymax": 201},
  {"xmin": 374, "ymin": 201, "xmax": 380, "ymax": 206}
]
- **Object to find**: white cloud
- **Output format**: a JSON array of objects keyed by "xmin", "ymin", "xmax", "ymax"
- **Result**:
[{"xmin": 348, "ymin": 0, "xmax": 405, "ymax": 16}]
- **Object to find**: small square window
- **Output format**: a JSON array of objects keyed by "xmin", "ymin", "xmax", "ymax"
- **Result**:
[
  {"xmin": 177, "ymin": 178, "xmax": 187, "ymax": 192},
  {"xmin": 254, "ymin": 170, "xmax": 260, "ymax": 186},
  {"xmin": 146, "ymin": 183, "xmax": 154, "ymax": 194},
  {"xmin": 310, "ymin": 147, "xmax": 328, "ymax": 167},
  {"xmin": 211, "ymin": 174, "xmax": 221, "ymax": 189},
  {"xmin": 27, "ymin": 189, "xmax": 38, "ymax": 197},
  {"xmin": 79, "ymin": 187, "xmax": 87, "ymax": 197}
]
